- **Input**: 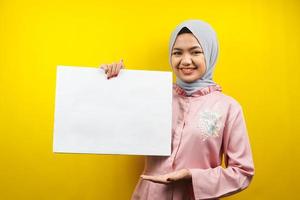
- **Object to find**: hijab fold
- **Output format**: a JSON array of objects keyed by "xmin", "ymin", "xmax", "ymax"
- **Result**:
[{"xmin": 168, "ymin": 19, "xmax": 219, "ymax": 95}]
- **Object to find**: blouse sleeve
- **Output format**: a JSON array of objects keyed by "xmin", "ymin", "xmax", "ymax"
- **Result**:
[{"xmin": 188, "ymin": 104, "xmax": 255, "ymax": 200}]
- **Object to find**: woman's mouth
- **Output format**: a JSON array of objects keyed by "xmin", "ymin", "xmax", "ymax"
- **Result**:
[{"xmin": 179, "ymin": 67, "xmax": 197, "ymax": 75}]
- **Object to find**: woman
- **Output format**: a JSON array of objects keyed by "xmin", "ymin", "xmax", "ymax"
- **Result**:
[{"xmin": 100, "ymin": 19, "xmax": 255, "ymax": 200}]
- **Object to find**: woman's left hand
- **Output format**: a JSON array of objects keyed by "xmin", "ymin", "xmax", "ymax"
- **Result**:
[{"xmin": 140, "ymin": 169, "xmax": 192, "ymax": 184}]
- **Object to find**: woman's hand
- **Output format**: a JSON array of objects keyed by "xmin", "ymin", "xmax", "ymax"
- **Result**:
[
  {"xmin": 99, "ymin": 58, "xmax": 125, "ymax": 79},
  {"xmin": 140, "ymin": 169, "xmax": 192, "ymax": 185}
]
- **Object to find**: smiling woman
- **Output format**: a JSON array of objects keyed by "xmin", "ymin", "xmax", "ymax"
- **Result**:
[{"xmin": 99, "ymin": 19, "xmax": 255, "ymax": 200}]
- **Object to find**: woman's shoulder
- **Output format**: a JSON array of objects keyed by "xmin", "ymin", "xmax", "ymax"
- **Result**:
[
  {"xmin": 214, "ymin": 91, "xmax": 243, "ymax": 110},
  {"xmin": 210, "ymin": 92, "xmax": 245, "ymax": 125}
]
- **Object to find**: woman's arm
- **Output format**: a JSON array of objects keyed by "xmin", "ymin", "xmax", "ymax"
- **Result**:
[{"xmin": 189, "ymin": 104, "xmax": 255, "ymax": 199}]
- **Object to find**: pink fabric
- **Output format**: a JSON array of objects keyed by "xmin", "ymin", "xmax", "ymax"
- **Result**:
[{"xmin": 131, "ymin": 84, "xmax": 255, "ymax": 200}]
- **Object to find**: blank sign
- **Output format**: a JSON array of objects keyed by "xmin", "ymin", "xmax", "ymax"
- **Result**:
[{"xmin": 53, "ymin": 66, "xmax": 172, "ymax": 156}]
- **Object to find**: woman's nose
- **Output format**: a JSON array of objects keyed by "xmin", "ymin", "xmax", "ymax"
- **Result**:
[{"xmin": 181, "ymin": 54, "xmax": 192, "ymax": 65}]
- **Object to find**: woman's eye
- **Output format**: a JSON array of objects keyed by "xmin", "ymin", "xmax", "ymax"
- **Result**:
[
  {"xmin": 193, "ymin": 51, "xmax": 203, "ymax": 54},
  {"xmin": 172, "ymin": 52, "xmax": 181, "ymax": 55}
]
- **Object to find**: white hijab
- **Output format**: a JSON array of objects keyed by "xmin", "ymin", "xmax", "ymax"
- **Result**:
[{"xmin": 169, "ymin": 19, "xmax": 219, "ymax": 95}]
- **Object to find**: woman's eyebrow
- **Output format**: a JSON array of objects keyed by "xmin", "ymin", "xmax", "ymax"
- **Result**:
[{"xmin": 172, "ymin": 46, "xmax": 202, "ymax": 51}]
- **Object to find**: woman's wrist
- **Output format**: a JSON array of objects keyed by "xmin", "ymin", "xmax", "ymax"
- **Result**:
[{"xmin": 183, "ymin": 168, "xmax": 192, "ymax": 179}]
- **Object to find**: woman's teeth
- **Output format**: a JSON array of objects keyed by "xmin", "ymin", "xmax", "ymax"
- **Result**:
[{"xmin": 180, "ymin": 68, "xmax": 196, "ymax": 74}]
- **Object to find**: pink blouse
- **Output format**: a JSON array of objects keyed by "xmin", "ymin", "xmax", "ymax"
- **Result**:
[{"xmin": 131, "ymin": 83, "xmax": 255, "ymax": 200}]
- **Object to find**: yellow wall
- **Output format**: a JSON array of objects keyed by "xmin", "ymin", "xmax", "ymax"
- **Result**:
[{"xmin": 1, "ymin": 0, "xmax": 299, "ymax": 199}]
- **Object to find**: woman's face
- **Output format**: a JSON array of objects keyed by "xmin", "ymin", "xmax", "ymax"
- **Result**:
[{"xmin": 171, "ymin": 33, "xmax": 206, "ymax": 83}]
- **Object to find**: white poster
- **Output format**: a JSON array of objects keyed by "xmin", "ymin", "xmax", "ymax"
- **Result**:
[{"xmin": 53, "ymin": 66, "xmax": 172, "ymax": 156}]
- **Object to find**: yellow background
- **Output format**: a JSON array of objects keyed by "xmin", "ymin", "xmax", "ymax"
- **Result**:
[{"xmin": 1, "ymin": 0, "xmax": 299, "ymax": 199}]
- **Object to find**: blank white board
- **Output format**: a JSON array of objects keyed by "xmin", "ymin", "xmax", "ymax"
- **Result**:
[{"xmin": 53, "ymin": 66, "xmax": 172, "ymax": 156}]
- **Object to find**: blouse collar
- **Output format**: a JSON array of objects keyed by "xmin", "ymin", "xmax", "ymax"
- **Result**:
[{"xmin": 173, "ymin": 83, "xmax": 222, "ymax": 97}]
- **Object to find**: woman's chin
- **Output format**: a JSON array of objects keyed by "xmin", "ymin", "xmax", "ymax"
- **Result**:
[{"xmin": 178, "ymin": 76, "xmax": 198, "ymax": 83}]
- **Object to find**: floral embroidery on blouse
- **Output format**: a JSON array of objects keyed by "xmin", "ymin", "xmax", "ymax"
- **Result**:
[{"xmin": 197, "ymin": 110, "xmax": 223, "ymax": 141}]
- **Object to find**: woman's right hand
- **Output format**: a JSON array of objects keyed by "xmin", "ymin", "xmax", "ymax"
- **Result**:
[{"xmin": 99, "ymin": 59, "xmax": 125, "ymax": 79}]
